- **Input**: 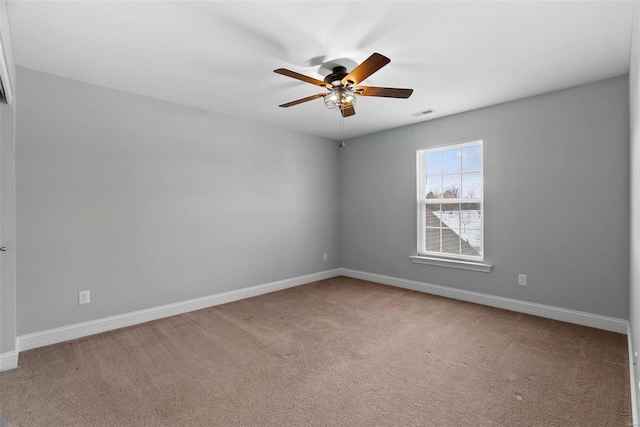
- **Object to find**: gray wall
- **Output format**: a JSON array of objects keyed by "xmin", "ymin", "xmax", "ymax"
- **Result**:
[
  {"xmin": 1, "ymin": 96, "xmax": 15, "ymax": 354},
  {"xmin": 0, "ymin": 0, "xmax": 16, "ymax": 355},
  {"xmin": 340, "ymin": 76, "xmax": 630, "ymax": 319},
  {"xmin": 16, "ymin": 67, "xmax": 339, "ymax": 335},
  {"xmin": 629, "ymin": 0, "xmax": 640, "ymax": 409},
  {"xmin": 13, "ymin": 66, "xmax": 632, "ymax": 337}
]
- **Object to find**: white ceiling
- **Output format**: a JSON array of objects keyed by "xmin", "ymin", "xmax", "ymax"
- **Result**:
[{"xmin": 6, "ymin": 1, "xmax": 634, "ymax": 140}]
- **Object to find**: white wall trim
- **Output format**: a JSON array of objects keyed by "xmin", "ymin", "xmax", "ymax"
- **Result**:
[
  {"xmin": 628, "ymin": 323, "xmax": 639, "ymax": 426},
  {"xmin": 17, "ymin": 269, "xmax": 341, "ymax": 353},
  {"xmin": 340, "ymin": 268, "xmax": 628, "ymax": 334},
  {"xmin": 0, "ymin": 349, "xmax": 18, "ymax": 372}
]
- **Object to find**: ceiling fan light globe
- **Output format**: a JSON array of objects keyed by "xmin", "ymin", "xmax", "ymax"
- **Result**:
[
  {"xmin": 324, "ymin": 88, "xmax": 357, "ymax": 110},
  {"xmin": 324, "ymin": 96, "xmax": 339, "ymax": 109}
]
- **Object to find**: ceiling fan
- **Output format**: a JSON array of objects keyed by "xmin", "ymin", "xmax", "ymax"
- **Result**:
[{"xmin": 274, "ymin": 53, "xmax": 413, "ymax": 118}]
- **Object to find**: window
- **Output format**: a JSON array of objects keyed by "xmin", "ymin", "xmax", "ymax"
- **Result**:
[{"xmin": 417, "ymin": 140, "xmax": 484, "ymax": 261}]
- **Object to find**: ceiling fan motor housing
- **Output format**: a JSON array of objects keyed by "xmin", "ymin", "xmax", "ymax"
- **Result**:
[{"xmin": 324, "ymin": 66, "xmax": 349, "ymax": 86}]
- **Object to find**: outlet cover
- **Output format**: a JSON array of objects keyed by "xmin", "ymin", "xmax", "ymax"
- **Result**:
[
  {"xmin": 79, "ymin": 290, "xmax": 90, "ymax": 305},
  {"xmin": 518, "ymin": 274, "xmax": 527, "ymax": 286}
]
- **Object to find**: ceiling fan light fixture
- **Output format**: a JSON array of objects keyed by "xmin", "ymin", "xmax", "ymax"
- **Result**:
[
  {"xmin": 324, "ymin": 87, "xmax": 357, "ymax": 109},
  {"xmin": 275, "ymin": 53, "xmax": 412, "ymax": 118}
]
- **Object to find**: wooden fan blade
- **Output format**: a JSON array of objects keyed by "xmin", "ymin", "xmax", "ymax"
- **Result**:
[
  {"xmin": 341, "ymin": 53, "xmax": 390, "ymax": 86},
  {"xmin": 279, "ymin": 93, "xmax": 325, "ymax": 108},
  {"xmin": 341, "ymin": 105, "xmax": 356, "ymax": 117},
  {"xmin": 356, "ymin": 86, "xmax": 414, "ymax": 99},
  {"xmin": 274, "ymin": 69, "xmax": 330, "ymax": 88}
]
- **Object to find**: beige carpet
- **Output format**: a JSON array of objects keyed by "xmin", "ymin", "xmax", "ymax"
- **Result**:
[{"xmin": 0, "ymin": 276, "xmax": 631, "ymax": 426}]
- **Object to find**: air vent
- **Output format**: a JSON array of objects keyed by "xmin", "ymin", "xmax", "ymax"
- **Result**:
[{"xmin": 411, "ymin": 109, "xmax": 435, "ymax": 117}]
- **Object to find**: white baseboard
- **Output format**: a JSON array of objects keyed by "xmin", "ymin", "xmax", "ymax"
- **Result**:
[
  {"xmin": 17, "ymin": 269, "xmax": 341, "ymax": 353},
  {"xmin": 8, "ymin": 267, "xmax": 629, "ymax": 372},
  {"xmin": 340, "ymin": 268, "xmax": 628, "ymax": 334},
  {"xmin": 628, "ymin": 323, "xmax": 639, "ymax": 426},
  {"xmin": 0, "ymin": 349, "xmax": 18, "ymax": 372}
]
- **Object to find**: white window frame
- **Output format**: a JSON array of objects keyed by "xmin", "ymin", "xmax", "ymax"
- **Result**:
[{"xmin": 416, "ymin": 139, "xmax": 485, "ymax": 263}]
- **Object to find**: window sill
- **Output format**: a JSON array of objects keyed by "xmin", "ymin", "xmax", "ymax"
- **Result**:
[{"xmin": 409, "ymin": 255, "xmax": 492, "ymax": 273}]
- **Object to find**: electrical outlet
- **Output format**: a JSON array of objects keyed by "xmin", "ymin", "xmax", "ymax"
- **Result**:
[
  {"xmin": 323, "ymin": 253, "xmax": 328, "ymax": 262},
  {"xmin": 78, "ymin": 290, "xmax": 90, "ymax": 305},
  {"xmin": 518, "ymin": 274, "xmax": 527, "ymax": 286}
]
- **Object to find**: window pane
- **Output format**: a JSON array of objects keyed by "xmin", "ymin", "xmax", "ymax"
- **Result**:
[
  {"xmin": 442, "ymin": 174, "xmax": 461, "ymax": 199},
  {"xmin": 462, "ymin": 172, "xmax": 482, "ymax": 199},
  {"xmin": 426, "ymin": 151, "xmax": 442, "ymax": 174},
  {"xmin": 461, "ymin": 245, "xmax": 480, "ymax": 256},
  {"xmin": 461, "ymin": 145, "xmax": 482, "ymax": 172},
  {"xmin": 425, "ymin": 228, "xmax": 440, "ymax": 252},
  {"xmin": 441, "ymin": 203, "xmax": 460, "ymax": 230},
  {"xmin": 441, "ymin": 229, "xmax": 461, "ymax": 254},
  {"xmin": 426, "ymin": 175, "xmax": 442, "ymax": 199},
  {"xmin": 461, "ymin": 203, "xmax": 482, "ymax": 256},
  {"xmin": 441, "ymin": 203, "xmax": 460, "ymax": 254},
  {"xmin": 425, "ymin": 204, "xmax": 441, "ymax": 227},
  {"xmin": 461, "ymin": 202, "xmax": 481, "ymax": 210},
  {"xmin": 442, "ymin": 148, "xmax": 461, "ymax": 173}
]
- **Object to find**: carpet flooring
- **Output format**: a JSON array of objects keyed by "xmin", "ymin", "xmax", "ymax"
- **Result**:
[{"xmin": 0, "ymin": 276, "xmax": 631, "ymax": 426}]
